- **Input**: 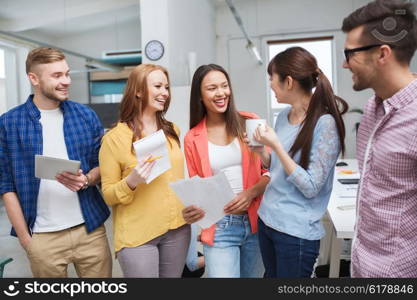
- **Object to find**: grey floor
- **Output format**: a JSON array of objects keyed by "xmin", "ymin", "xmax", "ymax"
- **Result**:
[{"xmin": 0, "ymin": 199, "xmax": 123, "ymax": 278}]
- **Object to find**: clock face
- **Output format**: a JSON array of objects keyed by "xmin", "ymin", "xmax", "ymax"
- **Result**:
[{"xmin": 145, "ymin": 40, "xmax": 164, "ymax": 61}]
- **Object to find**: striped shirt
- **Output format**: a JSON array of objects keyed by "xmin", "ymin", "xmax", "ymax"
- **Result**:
[
  {"xmin": 352, "ymin": 78, "xmax": 417, "ymax": 277},
  {"xmin": 0, "ymin": 95, "xmax": 110, "ymax": 236}
]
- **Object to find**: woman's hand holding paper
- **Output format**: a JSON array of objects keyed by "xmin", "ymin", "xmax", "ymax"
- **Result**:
[
  {"xmin": 182, "ymin": 205, "xmax": 205, "ymax": 224},
  {"xmin": 223, "ymin": 189, "xmax": 254, "ymax": 215}
]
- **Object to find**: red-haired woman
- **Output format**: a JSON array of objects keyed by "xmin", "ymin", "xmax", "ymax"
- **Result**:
[{"xmin": 99, "ymin": 64, "xmax": 190, "ymax": 277}]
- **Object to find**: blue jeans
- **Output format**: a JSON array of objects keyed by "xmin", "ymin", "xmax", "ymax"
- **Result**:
[
  {"xmin": 258, "ymin": 218, "xmax": 320, "ymax": 278},
  {"xmin": 203, "ymin": 214, "xmax": 263, "ymax": 278}
]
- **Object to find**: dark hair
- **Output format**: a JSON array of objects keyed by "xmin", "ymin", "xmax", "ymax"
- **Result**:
[
  {"xmin": 342, "ymin": 0, "xmax": 417, "ymax": 65},
  {"xmin": 189, "ymin": 64, "xmax": 246, "ymax": 141},
  {"xmin": 118, "ymin": 64, "xmax": 180, "ymax": 148},
  {"xmin": 26, "ymin": 47, "xmax": 65, "ymax": 74},
  {"xmin": 268, "ymin": 47, "xmax": 348, "ymax": 169}
]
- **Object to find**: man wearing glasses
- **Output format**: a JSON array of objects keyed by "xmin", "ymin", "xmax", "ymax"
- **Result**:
[{"xmin": 342, "ymin": 0, "xmax": 417, "ymax": 278}]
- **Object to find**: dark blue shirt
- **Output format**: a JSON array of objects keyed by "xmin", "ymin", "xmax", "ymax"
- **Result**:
[{"xmin": 0, "ymin": 95, "xmax": 110, "ymax": 236}]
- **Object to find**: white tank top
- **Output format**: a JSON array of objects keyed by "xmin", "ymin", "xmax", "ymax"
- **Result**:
[{"xmin": 208, "ymin": 138, "xmax": 243, "ymax": 195}]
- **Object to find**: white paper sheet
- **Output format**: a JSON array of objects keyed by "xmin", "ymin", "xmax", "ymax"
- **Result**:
[
  {"xmin": 169, "ymin": 172, "xmax": 235, "ymax": 228},
  {"xmin": 133, "ymin": 129, "xmax": 171, "ymax": 184},
  {"xmin": 34, "ymin": 155, "xmax": 80, "ymax": 180}
]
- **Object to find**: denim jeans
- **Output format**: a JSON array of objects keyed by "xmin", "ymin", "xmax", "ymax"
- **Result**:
[
  {"xmin": 258, "ymin": 218, "xmax": 320, "ymax": 278},
  {"xmin": 203, "ymin": 214, "xmax": 264, "ymax": 278}
]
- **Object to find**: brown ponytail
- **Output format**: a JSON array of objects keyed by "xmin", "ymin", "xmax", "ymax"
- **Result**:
[{"xmin": 268, "ymin": 47, "xmax": 348, "ymax": 169}]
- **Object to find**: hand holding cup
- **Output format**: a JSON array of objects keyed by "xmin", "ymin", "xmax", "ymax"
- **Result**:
[
  {"xmin": 253, "ymin": 124, "xmax": 279, "ymax": 149},
  {"xmin": 245, "ymin": 119, "xmax": 267, "ymax": 146}
]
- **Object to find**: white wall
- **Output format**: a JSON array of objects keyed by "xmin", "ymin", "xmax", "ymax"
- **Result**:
[
  {"xmin": 167, "ymin": 0, "xmax": 216, "ymax": 86},
  {"xmin": 140, "ymin": 0, "xmax": 171, "ymax": 69},
  {"xmin": 215, "ymin": 0, "xmax": 417, "ymax": 158},
  {"xmin": 165, "ymin": 86, "xmax": 191, "ymax": 143},
  {"xmin": 141, "ymin": 0, "xmax": 216, "ymax": 86},
  {"xmin": 140, "ymin": 0, "xmax": 216, "ymax": 137}
]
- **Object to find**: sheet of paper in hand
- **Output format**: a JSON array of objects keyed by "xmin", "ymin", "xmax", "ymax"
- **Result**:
[
  {"xmin": 133, "ymin": 129, "xmax": 171, "ymax": 184},
  {"xmin": 169, "ymin": 172, "xmax": 235, "ymax": 228}
]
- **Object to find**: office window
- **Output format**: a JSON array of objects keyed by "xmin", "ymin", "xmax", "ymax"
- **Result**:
[
  {"xmin": 0, "ymin": 48, "xmax": 5, "ymax": 78},
  {"xmin": 0, "ymin": 48, "xmax": 6, "ymax": 114},
  {"xmin": 268, "ymin": 37, "xmax": 334, "ymax": 111}
]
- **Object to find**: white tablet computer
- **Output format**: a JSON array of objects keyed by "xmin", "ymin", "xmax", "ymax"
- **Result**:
[{"xmin": 35, "ymin": 155, "xmax": 81, "ymax": 180}]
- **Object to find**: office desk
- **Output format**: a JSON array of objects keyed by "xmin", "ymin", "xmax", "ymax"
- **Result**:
[{"xmin": 327, "ymin": 159, "xmax": 359, "ymax": 277}]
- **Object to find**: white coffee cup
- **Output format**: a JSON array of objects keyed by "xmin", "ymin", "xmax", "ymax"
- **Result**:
[{"xmin": 246, "ymin": 119, "xmax": 267, "ymax": 146}]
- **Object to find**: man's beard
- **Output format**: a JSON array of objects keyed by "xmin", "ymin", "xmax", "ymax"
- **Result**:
[
  {"xmin": 40, "ymin": 86, "xmax": 68, "ymax": 102},
  {"xmin": 353, "ymin": 83, "xmax": 368, "ymax": 92},
  {"xmin": 352, "ymin": 73, "xmax": 371, "ymax": 91},
  {"xmin": 353, "ymin": 82, "xmax": 369, "ymax": 91}
]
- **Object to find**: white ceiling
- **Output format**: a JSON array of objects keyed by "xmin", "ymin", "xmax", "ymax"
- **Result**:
[
  {"xmin": 0, "ymin": 0, "xmax": 140, "ymax": 38},
  {"xmin": 0, "ymin": 0, "xmax": 249, "ymax": 39}
]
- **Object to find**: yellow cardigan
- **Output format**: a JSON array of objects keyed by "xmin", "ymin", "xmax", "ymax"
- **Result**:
[{"xmin": 99, "ymin": 122, "xmax": 186, "ymax": 252}]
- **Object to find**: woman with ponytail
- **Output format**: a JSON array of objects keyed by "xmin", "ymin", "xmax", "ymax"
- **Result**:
[
  {"xmin": 248, "ymin": 47, "xmax": 348, "ymax": 278},
  {"xmin": 99, "ymin": 64, "xmax": 190, "ymax": 277}
]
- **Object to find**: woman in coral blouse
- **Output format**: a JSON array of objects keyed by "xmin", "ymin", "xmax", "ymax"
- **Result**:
[
  {"xmin": 99, "ymin": 64, "xmax": 190, "ymax": 278},
  {"xmin": 182, "ymin": 64, "xmax": 269, "ymax": 277}
]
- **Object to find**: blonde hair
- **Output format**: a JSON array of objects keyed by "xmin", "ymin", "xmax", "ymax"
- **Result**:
[{"xmin": 26, "ymin": 47, "xmax": 65, "ymax": 74}]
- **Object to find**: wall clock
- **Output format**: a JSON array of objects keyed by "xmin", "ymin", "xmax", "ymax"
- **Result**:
[{"xmin": 144, "ymin": 40, "xmax": 164, "ymax": 61}]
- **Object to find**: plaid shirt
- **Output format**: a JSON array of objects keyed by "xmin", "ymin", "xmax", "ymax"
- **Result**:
[
  {"xmin": 352, "ymin": 79, "xmax": 417, "ymax": 277},
  {"xmin": 0, "ymin": 95, "xmax": 110, "ymax": 236}
]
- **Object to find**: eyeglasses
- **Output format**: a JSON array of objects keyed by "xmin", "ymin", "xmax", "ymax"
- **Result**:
[{"xmin": 344, "ymin": 44, "xmax": 394, "ymax": 63}]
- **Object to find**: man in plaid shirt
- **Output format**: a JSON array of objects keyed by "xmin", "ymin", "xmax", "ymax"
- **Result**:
[
  {"xmin": 342, "ymin": 0, "xmax": 417, "ymax": 277},
  {"xmin": 0, "ymin": 47, "xmax": 112, "ymax": 277}
]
